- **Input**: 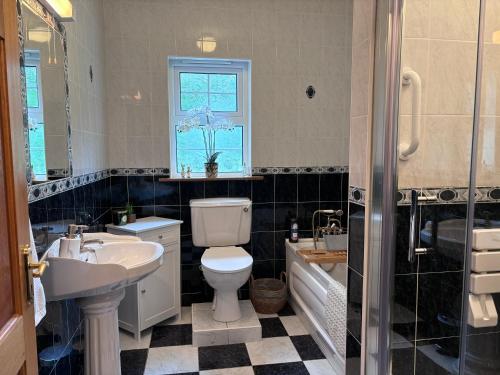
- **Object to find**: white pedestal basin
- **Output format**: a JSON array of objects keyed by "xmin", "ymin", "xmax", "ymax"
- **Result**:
[{"xmin": 41, "ymin": 236, "xmax": 164, "ymax": 375}]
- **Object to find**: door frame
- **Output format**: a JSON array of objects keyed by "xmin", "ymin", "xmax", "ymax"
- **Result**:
[{"xmin": 0, "ymin": 0, "xmax": 38, "ymax": 373}]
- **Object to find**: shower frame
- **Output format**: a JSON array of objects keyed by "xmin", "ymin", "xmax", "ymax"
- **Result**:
[{"xmin": 365, "ymin": 0, "xmax": 487, "ymax": 374}]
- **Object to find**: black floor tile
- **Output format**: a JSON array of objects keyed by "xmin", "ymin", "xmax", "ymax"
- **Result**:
[
  {"xmin": 120, "ymin": 349, "xmax": 148, "ymax": 375},
  {"xmin": 253, "ymin": 361, "xmax": 309, "ymax": 375},
  {"xmin": 277, "ymin": 302, "xmax": 296, "ymax": 316},
  {"xmin": 150, "ymin": 324, "xmax": 192, "ymax": 347},
  {"xmin": 260, "ymin": 318, "xmax": 288, "ymax": 338},
  {"xmin": 290, "ymin": 335, "xmax": 326, "ymax": 361},
  {"xmin": 198, "ymin": 343, "xmax": 251, "ymax": 370}
]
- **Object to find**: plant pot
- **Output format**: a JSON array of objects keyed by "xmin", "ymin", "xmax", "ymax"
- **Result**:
[
  {"xmin": 127, "ymin": 213, "xmax": 136, "ymax": 223},
  {"xmin": 205, "ymin": 162, "xmax": 218, "ymax": 178}
]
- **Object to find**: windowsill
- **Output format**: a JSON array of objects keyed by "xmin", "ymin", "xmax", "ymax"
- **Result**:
[{"xmin": 158, "ymin": 176, "xmax": 264, "ymax": 182}]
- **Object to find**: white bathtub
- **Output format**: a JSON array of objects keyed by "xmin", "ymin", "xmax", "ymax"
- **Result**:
[{"xmin": 286, "ymin": 238, "xmax": 347, "ymax": 375}]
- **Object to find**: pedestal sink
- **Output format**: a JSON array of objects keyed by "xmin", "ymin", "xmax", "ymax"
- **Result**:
[{"xmin": 41, "ymin": 234, "xmax": 164, "ymax": 375}]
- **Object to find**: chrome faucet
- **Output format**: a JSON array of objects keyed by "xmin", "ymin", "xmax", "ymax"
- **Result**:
[
  {"xmin": 67, "ymin": 224, "xmax": 104, "ymax": 251},
  {"xmin": 312, "ymin": 209, "xmax": 344, "ymax": 249}
]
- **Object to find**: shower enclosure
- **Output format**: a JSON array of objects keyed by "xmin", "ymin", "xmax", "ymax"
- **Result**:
[{"xmin": 367, "ymin": 0, "xmax": 500, "ymax": 374}]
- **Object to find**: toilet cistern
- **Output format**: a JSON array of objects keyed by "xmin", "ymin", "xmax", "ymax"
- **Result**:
[{"xmin": 190, "ymin": 198, "xmax": 252, "ymax": 322}]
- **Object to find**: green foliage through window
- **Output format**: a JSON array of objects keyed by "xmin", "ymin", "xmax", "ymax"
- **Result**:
[{"xmin": 179, "ymin": 72, "xmax": 237, "ymax": 112}]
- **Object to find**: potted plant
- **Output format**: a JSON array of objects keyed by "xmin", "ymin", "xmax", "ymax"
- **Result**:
[
  {"xmin": 177, "ymin": 107, "xmax": 234, "ymax": 178},
  {"xmin": 125, "ymin": 202, "xmax": 136, "ymax": 223}
]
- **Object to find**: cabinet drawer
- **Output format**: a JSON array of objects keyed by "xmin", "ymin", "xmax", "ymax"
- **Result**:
[{"xmin": 140, "ymin": 227, "xmax": 180, "ymax": 245}]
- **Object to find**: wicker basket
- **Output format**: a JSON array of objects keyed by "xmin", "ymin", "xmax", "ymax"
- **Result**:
[{"xmin": 250, "ymin": 272, "xmax": 287, "ymax": 314}]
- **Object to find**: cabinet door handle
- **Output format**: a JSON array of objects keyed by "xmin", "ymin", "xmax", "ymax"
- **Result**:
[
  {"xmin": 158, "ymin": 235, "xmax": 163, "ymax": 239},
  {"xmin": 141, "ymin": 289, "xmax": 146, "ymax": 294}
]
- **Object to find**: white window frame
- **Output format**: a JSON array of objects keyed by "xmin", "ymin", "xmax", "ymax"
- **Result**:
[{"xmin": 168, "ymin": 57, "xmax": 251, "ymax": 178}]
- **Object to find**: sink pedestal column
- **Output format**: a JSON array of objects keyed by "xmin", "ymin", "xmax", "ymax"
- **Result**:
[{"xmin": 78, "ymin": 289, "xmax": 125, "ymax": 375}]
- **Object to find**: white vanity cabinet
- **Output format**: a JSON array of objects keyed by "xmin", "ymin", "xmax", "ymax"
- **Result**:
[{"xmin": 106, "ymin": 216, "xmax": 182, "ymax": 339}]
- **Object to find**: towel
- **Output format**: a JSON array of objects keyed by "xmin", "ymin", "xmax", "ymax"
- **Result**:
[
  {"xmin": 30, "ymin": 221, "xmax": 46, "ymax": 326},
  {"xmin": 324, "ymin": 279, "xmax": 347, "ymax": 357}
]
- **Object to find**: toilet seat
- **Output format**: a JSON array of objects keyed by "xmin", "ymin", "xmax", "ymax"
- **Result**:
[{"xmin": 201, "ymin": 246, "xmax": 253, "ymax": 273}]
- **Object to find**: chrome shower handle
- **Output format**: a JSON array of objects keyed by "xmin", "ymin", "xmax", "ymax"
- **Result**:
[{"xmin": 408, "ymin": 189, "xmax": 430, "ymax": 263}]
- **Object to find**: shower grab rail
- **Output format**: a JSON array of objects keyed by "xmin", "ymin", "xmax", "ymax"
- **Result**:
[
  {"xmin": 400, "ymin": 68, "xmax": 422, "ymax": 160},
  {"xmin": 408, "ymin": 190, "xmax": 431, "ymax": 263}
]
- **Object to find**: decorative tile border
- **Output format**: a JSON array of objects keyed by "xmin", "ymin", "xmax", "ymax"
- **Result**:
[
  {"xmin": 348, "ymin": 185, "xmax": 500, "ymax": 206},
  {"xmin": 252, "ymin": 166, "xmax": 348, "ymax": 175},
  {"xmin": 109, "ymin": 168, "xmax": 170, "ymax": 176},
  {"xmin": 349, "ymin": 186, "xmax": 366, "ymax": 205},
  {"xmin": 28, "ymin": 170, "xmax": 109, "ymax": 203}
]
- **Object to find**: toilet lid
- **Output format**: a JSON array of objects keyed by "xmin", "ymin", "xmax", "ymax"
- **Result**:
[{"xmin": 201, "ymin": 246, "xmax": 253, "ymax": 273}]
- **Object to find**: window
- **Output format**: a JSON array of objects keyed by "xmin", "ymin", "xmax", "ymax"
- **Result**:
[
  {"xmin": 25, "ymin": 65, "xmax": 40, "ymax": 108},
  {"xmin": 169, "ymin": 58, "xmax": 251, "ymax": 177}
]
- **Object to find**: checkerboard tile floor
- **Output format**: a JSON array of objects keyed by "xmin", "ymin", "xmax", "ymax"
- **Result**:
[{"xmin": 120, "ymin": 303, "xmax": 335, "ymax": 375}]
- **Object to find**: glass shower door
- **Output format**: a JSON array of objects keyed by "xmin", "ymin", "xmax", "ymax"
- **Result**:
[{"xmin": 388, "ymin": 0, "xmax": 481, "ymax": 374}]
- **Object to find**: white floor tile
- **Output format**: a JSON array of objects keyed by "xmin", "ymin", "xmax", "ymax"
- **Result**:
[
  {"xmin": 200, "ymin": 366, "xmax": 255, "ymax": 375},
  {"xmin": 246, "ymin": 337, "xmax": 301, "ymax": 366},
  {"xmin": 144, "ymin": 345, "xmax": 199, "ymax": 375},
  {"xmin": 256, "ymin": 312, "xmax": 278, "ymax": 319},
  {"xmin": 156, "ymin": 306, "xmax": 192, "ymax": 326},
  {"xmin": 119, "ymin": 328, "xmax": 152, "ymax": 350},
  {"xmin": 304, "ymin": 359, "xmax": 335, "ymax": 375},
  {"xmin": 279, "ymin": 315, "xmax": 308, "ymax": 336}
]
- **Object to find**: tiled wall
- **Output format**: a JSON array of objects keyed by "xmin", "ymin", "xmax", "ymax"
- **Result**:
[
  {"xmin": 397, "ymin": 0, "xmax": 481, "ymax": 189},
  {"xmin": 30, "ymin": 177, "xmax": 111, "ymax": 375},
  {"xmin": 391, "ymin": 202, "xmax": 500, "ymax": 374},
  {"xmin": 108, "ymin": 171, "xmax": 349, "ymax": 305},
  {"xmin": 102, "ymin": 0, "xmax": 352, "ymax": 169}
]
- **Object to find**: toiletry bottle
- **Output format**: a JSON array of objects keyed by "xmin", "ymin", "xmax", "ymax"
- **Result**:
[{"xmin": 290, "ymin": 218, "xmax": 299, "ymax": 243}]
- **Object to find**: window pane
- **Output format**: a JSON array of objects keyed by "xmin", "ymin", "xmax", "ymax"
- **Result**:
[
  {"xmin": 27, "ymin": 88, "xmax": 39, "ymax": 108},
  {"xmin": 180, "ymin": 93, "xmax": 208, "ymax": 111},
  {"xmin": 176, "ymin": 126, "xmax": 244, "ymax": 173},
  {"xmin": 210, "ymin": 93, "xmax": 237, "ymax": 112},
  {"xmin": 216, "ymin": 125, "xmax": 243, "ymax": 148},
  {"xmin": 209, "ymin": 74, "xmax": 237, "ymax": 94},
  {"xmin": 215, "ymin": 149, "xmax": 243, "ymax": 173},
  {"xmin": 29, "ymin": 126, "xmax": 45, "ymax": 148},
  {"xmin": 177, "ymin": 127, "xmax": 206, "ymax": 149},
  {"xmin": 25, "ymin": 66, "xmax": 38, "ymax": 88},
  {"xmin": 180, "ymin": 73, "xmax": 208, "ymax": 92},
  {"xmin": 30, "ymin": 149, "xmax": 47, "ymax": 177}
]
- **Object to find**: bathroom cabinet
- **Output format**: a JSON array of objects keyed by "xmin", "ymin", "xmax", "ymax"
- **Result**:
[{"xmin": 106, "ymin": 217, "xmax": 182, "ymax": 339}]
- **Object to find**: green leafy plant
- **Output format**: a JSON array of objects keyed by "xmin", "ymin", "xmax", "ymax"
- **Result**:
[
  {"xmin": 206, "ymin": 152, "xmax": 221, "ymax": 165},
  {"xmin": 125, "ymin": 202, "xmax": 134, "ymax": 215}
]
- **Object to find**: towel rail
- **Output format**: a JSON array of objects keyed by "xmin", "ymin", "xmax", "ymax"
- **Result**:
[{"xmin": 399, "ymin": 68, "xmax": 422, "ymax": 160}]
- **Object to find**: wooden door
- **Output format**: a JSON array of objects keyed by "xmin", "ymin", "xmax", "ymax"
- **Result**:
[{"xmin": 0, "ymin": 0, "xmax": 38, "ymax": 374}]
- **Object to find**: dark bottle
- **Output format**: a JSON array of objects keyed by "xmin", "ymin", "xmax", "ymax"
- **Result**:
[{"xmin": 290, "ymin": 218, "xmax": 299, "ymax": 243}]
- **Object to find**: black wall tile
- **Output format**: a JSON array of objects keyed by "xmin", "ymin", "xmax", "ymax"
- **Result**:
[
  {"xmin": 415, "ymin": 338, "xmax": 459, "ymax": 374},
  {"xmin": 155, "ymin": 180, "xmax": 180, "ymax": 206},
  {"xmin": 392, "ymin": 274, "xmax": 417, "ymax": 342},
  {"xmin": 251, "ymin": 231, "xmax": 275, "ymax": 261},
  {"xmin": 347, "ymin": 268, "xmax": 363, "ymax": 343},
  {"xmin": 320, "ymin": 173, "xmax": 342, "ymax": 202},
  {"xmin": 228, "ymin": 180, "xmax": 252, "ymax": 198},
  {"xmin": 110, "ymin": 176, "xmax": 128, "ymax": 207},
  {"xmin": 275, "ymin": 202, "xmax": 297, "ymax": 231},
  {"xmin": 297, "ymin": 202, "xmax": 319, "ymax": 229},
  {"xmin": 252, "ymin": 175, "xmax": 274, "ymax": 203},
  {"xmin": 346, "ymin": 332, "xmax": 361, "ymax": 375},
  {"xmin": 155, "ymin": 205, "xmax": 181, "ymax": 220},
  {"xmin": 128, "ymin": 176, "xmax": 155, "ymax": 206},
  {"xmin": 348, "ymin": 203, "xmax": 365, "ymax": 275},
  {"xmin": 180, "ymin": 181, "xmax": 204, "ymax": 205},
  {"xmin": 205, "ymin": 180, "xmax": 229, "ymax": 198},
  {"xmin": 252, "ymin": 203, "xmax": 275, "ymax": 231},
  {"xmin": 298, "ymin": 174, "xmax": 319, "ymax": 202},
  {"xmin": 275, "ymin": 174, "xmax": 297, "ymax": 203}
]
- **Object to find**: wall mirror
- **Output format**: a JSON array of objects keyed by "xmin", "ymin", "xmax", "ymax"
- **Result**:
[{"xmin": 19, "ymin": 0, "xmax": 71, "ymax": 183}]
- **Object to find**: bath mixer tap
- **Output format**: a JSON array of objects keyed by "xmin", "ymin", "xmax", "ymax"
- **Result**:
[{"xmin": 312, "ymin": 209, "xmax": 344, "ymax": 249}]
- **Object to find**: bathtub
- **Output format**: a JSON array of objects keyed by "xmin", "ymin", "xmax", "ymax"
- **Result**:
[{"xmin": 286, "ymin": 238, "xmax": 347, "ymax": 375}]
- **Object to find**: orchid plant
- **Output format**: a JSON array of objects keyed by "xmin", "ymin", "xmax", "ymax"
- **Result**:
[{"xmin": 177, "ymin": 106, "xmax": 234, "ymax": 164}]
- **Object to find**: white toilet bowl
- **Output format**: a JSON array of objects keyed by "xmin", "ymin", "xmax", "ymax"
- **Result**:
[{"xmin": 201, "ymin": 246, "xmax": 253, "ymax": 322}]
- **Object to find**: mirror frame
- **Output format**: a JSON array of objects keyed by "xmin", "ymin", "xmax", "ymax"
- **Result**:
[{"xmin": 17, "ymin": 0, "xmax": 72, "ymax": 185}]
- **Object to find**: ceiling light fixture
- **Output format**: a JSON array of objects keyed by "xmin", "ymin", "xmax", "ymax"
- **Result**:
[{"xmin": 39, "ymin": 0, "xmax": 73, "ymax": 21}]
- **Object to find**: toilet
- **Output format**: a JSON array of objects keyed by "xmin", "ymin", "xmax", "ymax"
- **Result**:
[{"xmin": 190, "ymin": 198, "xmax": 253, "ymax": 322}]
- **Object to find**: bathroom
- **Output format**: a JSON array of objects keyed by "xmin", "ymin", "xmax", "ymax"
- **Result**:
[{"xmin": 1, "ymin": 0, "xmax": 500, "ymax": 374}]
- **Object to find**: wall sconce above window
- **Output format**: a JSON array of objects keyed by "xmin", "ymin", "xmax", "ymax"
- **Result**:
[
  {"xmin": 39, "ymin": 0, "xmax": 73, "ymax": 21},
  {"xmin": 196, "ymin": 36, "xmax": 217, "ymax": 53}
]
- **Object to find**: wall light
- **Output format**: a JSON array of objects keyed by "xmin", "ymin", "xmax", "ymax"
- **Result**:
[
  {"xmin": 39, "ymin": 0, "xmax": 73, "ymax": 21},
  {"xmin": 196, "ymin": 36, "xmax": 217, "ymax": 53},
  {"xmin": 28, "ymin": 27, "xmax": 51, "ymax": 43}
]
